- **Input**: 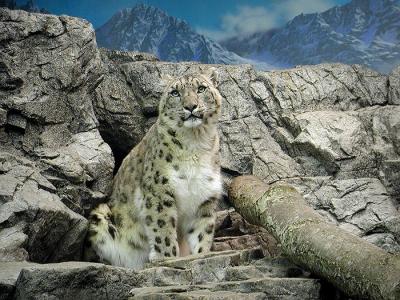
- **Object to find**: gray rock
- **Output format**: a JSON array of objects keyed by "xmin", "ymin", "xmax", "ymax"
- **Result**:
[
  {"xmin": 0, "ymin": 261, "xmax": 37, "ymax": 300},
  {"xmin": 92, "ymin": 49, "xmax": 148, "ymax": 166},
  {"xmin": 225, "ymin": 257, "xmax": 307, "ymax": 281},
  {"xmin": 0, "ymin": 153, "xmax": 88, "ymax": 262},
  {"xmin": 0, "ymin": 225, "xmax": 29, "ymax": 262},
  {"xmin": 284, "ymin": 176, "xmax": 400, "ymax": 253},
  {"xmin": 14, "ymin": 262, "xmax": 142, "ymax": 300},
  {"xmin": 255, "ymin": 65, "xmax": 397, "ymax": 180},
  {"xmin": 0, "ymin": 108, "xmax": 6, "ymax": 126},
  {"xmin": 4, "ymin": 249, "xmax": 317, "ymax": 300},
  {"xmin": 128, "ymin": 249, "xmax": 319, "ymax": 299},
  {"xmin": 282, "ymin": 110, "xmax": 374, "ymax": 177},
  {"xmin": 379, "ymin": 160, "xmax": 400, "ymax": 202},
  {"xmin": 138, "ymin": 267, "xmax": 192, "ymax": 287},
  {"xmin": 101, "ymin": 48, "xmax": 159, "ymax": 64},
  {"xmin": 264, "ymin": 64, "xmax": 389, "ymax": 111},
  {"xmin": 0, "ymin": 8, "xmax": 114, "ymax": 215},
  {"xmin": 362, "ymin": 106, "xmax": 400, "ymax": 161},
  {"xmin": 40, "ymin": 129, "xmax": 114, "ymax": 212},
  {"xmin": 129, "ymin": 277, "xmax": 320, "ymax": 300},
  {"xmin": 389, "ymin": 65, "xmax": 400, "ymax": 105},
  {"xmin": 6, "ymin": 112, "xmax": 27, "ymax": 130},
  {"xmin": 145, "ymin": 249, "xmax": 306, "ymax": 286},
  {"xmin": 131, "ymin": 290, "xmax": 267, "ymax": 300},
  {"xmin": 0, "ymin": 8, "xmax": 114, "ymax": 263}
]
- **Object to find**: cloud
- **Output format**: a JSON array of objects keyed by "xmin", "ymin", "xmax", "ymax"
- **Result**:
[
  {"xmin": 197, "ymin": 5, "xmax": 277, "ymax": 41},
  {"xmin": 197, "ymin": 0, "xmax": 337, "ymax": 41},
  {"xmin": 221, "ymin": 6, "xmax": 278, "ymax": 37},
  {"xmin": 280, "ymin": 0, "xmax": 337, "ymax": 19},
  {"xmin": 196, "ymin": 28, "xmax": 230, "ymax": 42}
]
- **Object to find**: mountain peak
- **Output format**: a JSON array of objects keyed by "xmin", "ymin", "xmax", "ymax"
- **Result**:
[
  {"xmin": 96, "ymin": 4, "xmax": 252, "ymax": 66},
  {"xmin": 130, "ymin": 3, "xmax": 166, "ymax": 16},
  {"xmin": 222, "ymin": 0, "xmax": 400, "ymax": 73}
]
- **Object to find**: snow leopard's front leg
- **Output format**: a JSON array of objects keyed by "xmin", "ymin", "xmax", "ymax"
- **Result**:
[
  {"xmin": 187, "ymin": 195, "xmax": 218, "ymax": 254},
  {"xmin": 142, "ymin": 181, "xmax": 179, "ymax": 262}
]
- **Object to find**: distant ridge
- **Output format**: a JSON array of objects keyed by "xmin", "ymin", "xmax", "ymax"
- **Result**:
[{"xmin": 221, "ymin": 0, "xmax": 400, "ymax": 73}]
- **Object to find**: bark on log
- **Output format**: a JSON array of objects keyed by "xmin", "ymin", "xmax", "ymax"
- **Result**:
[{"xmin": 228, "ymin": 175, "xmax": 400, "ymax": 300}]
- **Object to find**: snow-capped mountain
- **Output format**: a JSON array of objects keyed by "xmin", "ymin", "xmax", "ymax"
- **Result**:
[
  {"xmin": 96, "ymin": 4, "xmax": 263, "ymax": 66},
  {"xmin": 221, "ymin": 0, "xmax": 400, "ymax": 73}
]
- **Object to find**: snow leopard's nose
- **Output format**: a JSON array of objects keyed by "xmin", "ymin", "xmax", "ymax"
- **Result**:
[{"xmin": 184, "ymin": 103, "xmax": 198, "ymax": 112}]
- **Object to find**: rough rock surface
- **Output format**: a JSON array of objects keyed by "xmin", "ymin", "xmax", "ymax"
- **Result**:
[
  {"xmin": 93, "ymin": 58, "xmax": 400, "ymax": 252},
  {"xmin": 0, "ymin": 8, "xmax": 114, "ymax": 263},
  {"xmin": 0, "ymin": 153, "xmax": 89, "ymax": 263},
  {"xmin": 132, "ymin": 249, "xmax": 320, "ymax": 300},
  {"xmin": 14, "ymin": 262, "xmax": 140, "ymax": 300},
  {"xmin": 92, "ymin": 49, "xmax": 154, "ymax": 168},
  {"xmin": 0, "ymin": 261, "xmax": 37, "ymax": 300},
  {"xmin": 1, "ymin": 249, "xmax": 320, "ymax": 300},
  {"xmin": 389, "ymin": 62, "xmax": 400, "ymax": 105}
]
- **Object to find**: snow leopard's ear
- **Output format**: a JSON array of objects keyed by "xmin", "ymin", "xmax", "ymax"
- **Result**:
[
  {"xmin": 160, "ymin": 73, "xmax": 174, "ymax": 87},
  {"xmin": 202, "ymin": 67, "xmax": 219, "ymax": 87}
]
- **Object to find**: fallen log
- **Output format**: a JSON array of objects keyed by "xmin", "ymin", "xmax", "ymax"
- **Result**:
[{"xmin": 228, "ymin": 175, "xmax": 400, "ymax": 300}]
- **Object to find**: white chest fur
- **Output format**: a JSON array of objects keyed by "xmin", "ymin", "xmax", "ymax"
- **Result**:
[{"xmin": 169, "ymin": 154, "xmax": 221, "ymax": 219}]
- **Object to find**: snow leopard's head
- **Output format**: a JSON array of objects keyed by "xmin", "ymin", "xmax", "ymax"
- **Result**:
[{"xmin": 159, "ymin": 68, "xmax": 221, "ymax": 129}]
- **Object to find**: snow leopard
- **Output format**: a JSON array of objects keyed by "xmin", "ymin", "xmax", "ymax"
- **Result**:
[{"xmin": 85, "ymin": 68, "xmax": 222, "ymax": 269}]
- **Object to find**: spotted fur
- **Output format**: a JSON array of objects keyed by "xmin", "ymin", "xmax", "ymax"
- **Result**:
[{"xmin": 86, "ymin": 68, "xmax": 222, "ymax": 269}]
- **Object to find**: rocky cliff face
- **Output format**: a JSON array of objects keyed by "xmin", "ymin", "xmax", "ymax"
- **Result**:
[
  {"xmin": 0, "ymin": 8, "xmax": 114, "ymax": 263},
  {"xmin": 0, "ymin": 7, "xmax": 399, "ymax": 300},
  {"xmin": 99, "ymin": 56, "xmax": 400, "ymax": 254}
]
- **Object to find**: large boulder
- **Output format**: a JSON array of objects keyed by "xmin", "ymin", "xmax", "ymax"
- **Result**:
[{"xmin": 0, "ymin": 8, "xmax": 114, "ymax": 263}]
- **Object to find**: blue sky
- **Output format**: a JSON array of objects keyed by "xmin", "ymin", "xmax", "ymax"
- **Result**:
[{"xmin": 18, "ymin": 0, "xmax": 351, "ymax": 40}]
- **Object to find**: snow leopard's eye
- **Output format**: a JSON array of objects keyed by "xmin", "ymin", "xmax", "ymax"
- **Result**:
[
  {"xmin": 170, "ymin": 90, "xmax": 180, "ymax": 97},
  {"xmin": 197, "ymin": 86, "xmax": 206, "ymax": 93}
]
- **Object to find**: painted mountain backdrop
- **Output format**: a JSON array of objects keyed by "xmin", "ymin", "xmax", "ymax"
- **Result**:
[
  {"xmin": 96, "ymin": 0, "xmax": 400, "ymax": 73},
  {"xmin": 221, "ymin": 0, "xmax": 400, "ymax": 73},
  {"xmin": 95, "ymin": 4, "xmax": 268, "ymax": 67}
]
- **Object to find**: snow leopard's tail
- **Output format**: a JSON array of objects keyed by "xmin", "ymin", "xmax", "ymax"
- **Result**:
[
  {"xmin": 84, "ymin": 203, "xmax": 149, "ymax": 269},
  {"xmin": 84, "ymin": 203, "xmax": 117, "ymax": 264}
]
